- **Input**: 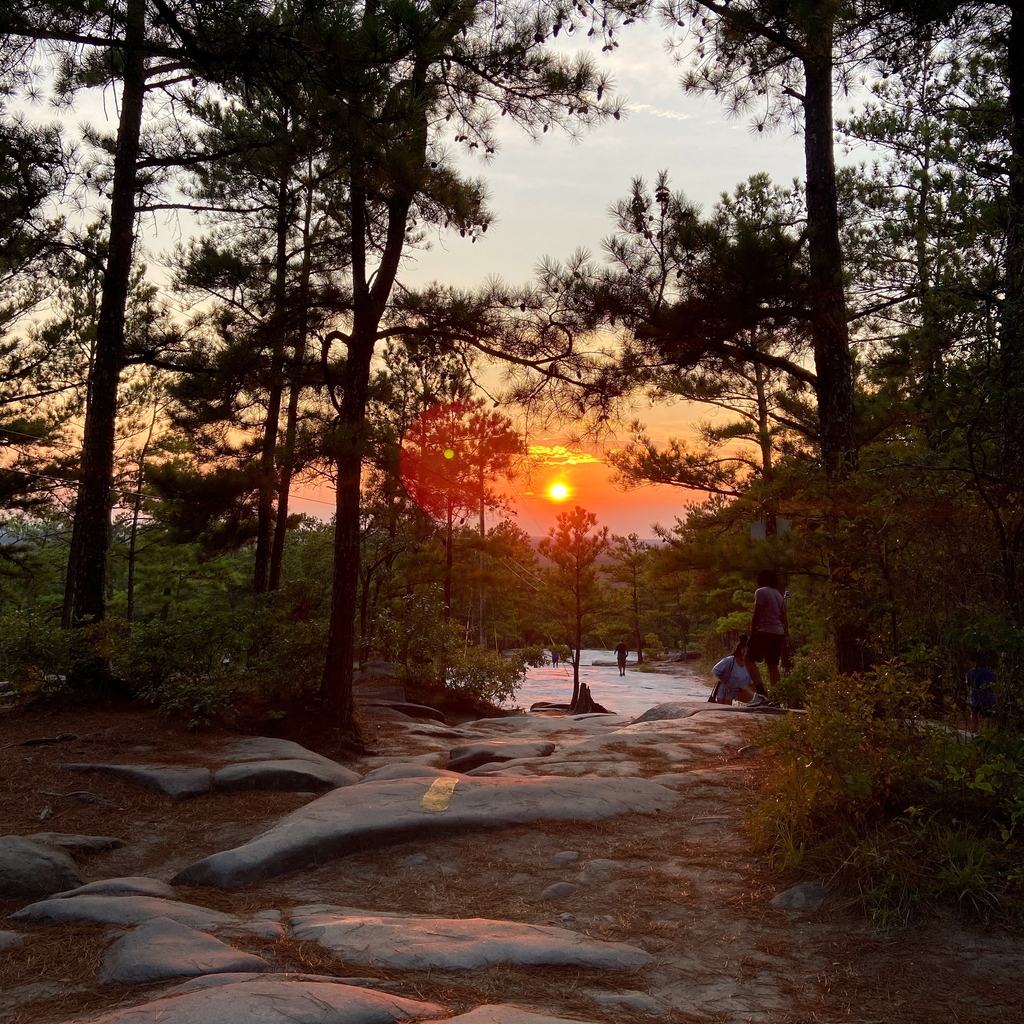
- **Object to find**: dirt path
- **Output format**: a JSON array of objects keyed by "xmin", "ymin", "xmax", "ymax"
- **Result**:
[{"xmin": 1, "ymin": 699, "xmax": 1021, "ymax": 1024}]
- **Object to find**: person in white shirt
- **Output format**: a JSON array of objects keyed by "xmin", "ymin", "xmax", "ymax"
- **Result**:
[
  {"xmin": 745, "ymin": 570, "xmax": 787, "ymax": 697},
  {"xmin": 710, "ymin": 636, "xmax": 769, "ymax": 706}
]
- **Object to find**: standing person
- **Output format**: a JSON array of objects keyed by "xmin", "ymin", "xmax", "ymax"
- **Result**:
[
  {"xmin": 966, "ymin": 659, "xmax": 997, "ymax": 732},
  {"xmin": 745, "ymin": 570, "xmax": 787, "ymax": 697},
  {"xmin": 615, "ymin": 641, "xmax": 628, "ymax": 676},
  {"xmin": 550, "ymin": 648, "xmax": 559, "ymax": 668}
]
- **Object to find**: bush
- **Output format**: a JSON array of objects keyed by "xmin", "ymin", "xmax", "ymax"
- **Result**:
[{"xmin": 752, "ymin": 664, "xmax": 1023, "ymax": 928}]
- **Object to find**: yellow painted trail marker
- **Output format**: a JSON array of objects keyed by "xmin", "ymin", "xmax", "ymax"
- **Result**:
[{"xmin": 420, "ymin": 777, "xmax": 458, "ymax": 811}]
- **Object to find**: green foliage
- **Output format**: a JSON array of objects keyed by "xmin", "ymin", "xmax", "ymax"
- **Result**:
[
  {"xmin": 0, "ymin": 612, "xmax": 73, "ymax": 688},
  {"xmin": 753, "ymin": 665, "xmax": 1024, "ymax": 927}
]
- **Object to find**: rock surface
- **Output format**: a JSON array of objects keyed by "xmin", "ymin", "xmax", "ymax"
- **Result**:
[
  {"xmin": 213, "ymin": 758, "xmax": 360, "ymax": 793},
  {"xmin": 445, "ymin": 1009, "xmax": 598, "ymax": 1024},
  {"xmin": 771, "ymin": 882, "xmax": 826, "ymax": 912},
  {"xmin": 55, "ymin": 975, "xmax": 447, "ymax": 1023},
  {"xmin": 54, "ymin": 876, "xmax": 176, "ymax": 900},
  {"xmin": 98, "ymin": 917, "xmax": 269, "ymax": 985},
  {"xmin": 0, "ymin": 929, "xmax": 25, "ymax": 950},
  {"xmin": 172, "ymin": 774, "xmax": 677, "ymax": 888},
  {"xmin": 0, "ymin": 835, "xmax": 84, "ymax": 899},
  {"xmin": 631, "ymin": 702, "xmax": 700, "ymax": 723},
  {"xmin": 28, "ymin": 832, "xmax": 126, "ymax": 853},
  {"xmin": 446, "ymin": 741, "xmax": 556, "ymax": 773},
  {"xmin": 10, "ymin": 894, "xmax": 238, "ymax": 930},
  {"xmin": 60, "ymin": 764, "xmax": 212, "ymax": 800},
  {"xmin": 290, "ymin": 910, "xmax": 652, "ymax": 969}
]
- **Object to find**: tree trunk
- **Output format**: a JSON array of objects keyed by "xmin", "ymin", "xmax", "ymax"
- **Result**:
[
  {"xmin": 269, "ymin": 159, "xmax": 314, "ymax": 592},
  {"xmin": 802, "ymin": 26, "xmax": 856, "ymax": 479},
  {"xmin": 478, "ymin": 491, "xmax": 486, "ymax": 646},
  {"xmin": 254, "ymin": 151, "xmax": 293, "ymax": 594},
  {"xmin": 126, "ymin": 406, "xmax": 158, "ymax": 622},
  {"xmin": 64, "ymin": 0, "xmax": 146, "ymax": 626},
  {"xmin": 444, "ymin": 506, "xmax": 454, "ymax": 618}
]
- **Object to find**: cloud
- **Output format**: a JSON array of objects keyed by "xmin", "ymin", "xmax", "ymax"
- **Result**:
[
  {"xmin": 626, "ymin": 104, "xmax": 692, "ymax": 122},
  {"xmin": 528, "ymin": 445, "xmax": 604, "ymax": 466}
]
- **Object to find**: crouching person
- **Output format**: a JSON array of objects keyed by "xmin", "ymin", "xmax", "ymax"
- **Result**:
[{"xmin": 710, "ymin": 636, "xmax": 769, "ymax": 707}]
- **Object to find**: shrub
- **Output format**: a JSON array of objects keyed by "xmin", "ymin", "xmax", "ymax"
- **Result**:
[{"xmin": 752, "ymin": 664, "xmax": 1023, "ymax": 928}]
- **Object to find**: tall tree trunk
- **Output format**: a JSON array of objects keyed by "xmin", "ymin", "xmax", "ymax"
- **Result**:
[
  {"xmin": 478, "ymin": 487, "xmax": 486, "ymax": 646},
  {"xmin": 754, "ymin": 361, "xmax": 777, "ymax": 536},
  {"xmin": 444, "ymin": 506, "xmax": 454, "ymax": 618},
  {"xmin": 126, "ymin": 405, "xmax": 158, "ymax": 622},
  {"xmin": 269, "ymin": 160, "xmax": 314, "ymax": 592},
  {"xmin": 802, "ymin": 24, "xmax": 857, "ymax": 479},
  {"xmin": 64, "ymin": 0, "xmax": 146, "ymax": 626},
  {"xmin": 254, "ymin": 150, "xmax": 293, "ymax": 594}
]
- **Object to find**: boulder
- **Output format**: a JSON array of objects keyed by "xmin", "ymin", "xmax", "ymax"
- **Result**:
[
  {"xmin": 0, "ymin": 835, "xmax": 84, "ymax": 900},
  {"xmin": 54, "ymin": 876, "xmax": 176, "ymax": 900},
  {"xmin": 213, "ymin": 759, "xmax": 360, "ymax": 793},
  {"xmin": 444, "ymin": 1009, "xmax": 598, "ymax": 1024},
  {"xmin": 540, "ymin": 883, "xmax": 576, "ymax": 900},
  {"xmin": 631, "ymin": 703, "xmax": 700, "ymax": 724},
  {"xmin": 171, "ymin": 775, "xmax": 677, "ymax": 889},
  {"xmin": 771, "ymin": 882, "xmax": 826, "ymax": 912},
  {"xmin": 361, "ymin": 702, "xmax": 447, "ymax": 723},
  {"xmin": 446, "ymin": 741, "xmax": 556, "ymax": 773},
  {"xmin": 98, "ymin": 917, "xmax": 268, "ymax": 985},
  {"xmin": 10, "ymin": 894, "xmax": 238, "ymax": 931},
  {"xmin": 290, "ymin": 910, "xmax": 651, "ymax": 970},
  {"xmin": 0, "ymin": 930, "xmax": 25, "ymax": 950},
  {"xmin": 60, "ymin": 764, "xmax": 211, "ymax": 800},
  {"xmin": 360, "ymin": 764, "xmax": 460, "ymax": 784},
  {"xmin": 51, "ymin": 975, "xmax": 447, "ymax": 1024},
  {"xmin": 28, "ymin": 833, "xmax": 125, "ymax": 853}
]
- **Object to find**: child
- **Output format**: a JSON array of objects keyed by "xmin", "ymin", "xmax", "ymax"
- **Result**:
[{"xmin": 710, "ymin": 636, "xmax": 768, "ymax": 707}]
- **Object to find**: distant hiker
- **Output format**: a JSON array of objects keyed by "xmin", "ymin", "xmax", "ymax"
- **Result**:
[
  {"xmin": 745, "ymin": 570, "xmax": 787, "ymax": 698},
  {"xmin": 551, "ymin": 648, "xmax": 559, "ymax": 668},
  {"xmin": 710, "ymin": 636, "xmax": 768, "ymax": 707},
  {"xmin": 615, "ymin": 641, "xmax": 628, "ymax": 676},
  {"xmin": 967, "ymin": 660, "xmax": 997, "ymax": 732}
]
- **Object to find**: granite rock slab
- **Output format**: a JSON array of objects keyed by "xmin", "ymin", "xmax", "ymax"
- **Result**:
[
  {"xmin": 631, "ymin": 703, "xmax": 701, "ymax": 723},
  {"xmin": 290, "ymin": 910, "xmax": 652, "ymax": 970},
  {"xmin": 55, "ymin": 976, "xmax": 447, "ymax": 1024},
  {"xmin": 360, "ymin": 764, "xmax": 460, "ymax": 783},
  {"xmin": 54, "ymin": 876, "xmax": 176, "ymax": 900},
  {"xmin": 99, "ymin": 917, "xmax": 269, "ymax": 985},
  {"xmin": 362, "ymin": 701, "xmax": 447, "ymax": 723},
  {"xmin": 0, "ymin": 929, "xmax": 25, "ymax": 950},
  {"xmin": 10, "ymin": 894, "xmax": 238, "ymax": 930},
  {"xmin": 29, "ymin": 832, "xmax": 126, "ymax": 853},
  {"xmin": 447, "ymin": 741, "xmax": 556, "ymax": 773},
  {"xmin": 771, "ymin": 882, "xmax": 826, "ymax": 912},
  {"xmin": 171, "ymin": 775, "xmax": 677, "ymax": 888},
  {"xmin": 60, "ymin": 764, "xmax": 211, "ymax": 800},
  {"xmin": 0, "ymin": 835, "xmax": 84, "ymax": 900},
  {"xmin": 214, "ymin": 759, "xmax": 360, "ymax": 793},
  {"xmin": 445, "ymin": 1009, "xmax": 598, "ymax": 1024}
]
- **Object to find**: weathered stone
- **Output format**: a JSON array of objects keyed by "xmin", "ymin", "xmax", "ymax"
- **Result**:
[
  {"xmin": 588, "ymin": 990, "xmax": 665, "ymax": 1015},
  {"xmin": 553, "ymin": 851, "xmax": 579, "ymax": 864},
  {"xmin": 446, "ymin": 741, "xmax": 556, "ymax": 773},
  {"xmin": 362, "ymin": 702, "xmax": 447, "ymax": 723},
  {"xmin": 0, "ymin": 835, "xmax": 84, "ymax": 900},
  {"xmin": 290, "ymin": 910, "xmax": 651, "ymax": 970},
  {"xmin": 214, "ymin": 759, "xmax": 360, "ymax": 793},
  {"xmin": 361, "ymin": 764, "xmax": 460, "ymax": 784},
  {"xmin": 10, "ymin": 894, "xmax": 238, "ymax": 930},
  {"xmin": 0, "ymin": 930, "xmax": 25, "ymax": 950},
  {"xmin": 171, "ymin": 775, "xmax": 677, "ymax": 889},
  {"xmin": 444, "ymin": 1007, "xmax": 599, "ymax": 1024},
  {"xmin": 54, "ymin": 975, "xmax": 447, "ymax": 1024},
  {"xmin": 631, "ymin": 703, "xmax": 700, "ymax": 723},
  {"xmin": 28, "ymin": 832, "xmax": 125, "ymax": 853},
  {"xmin": 771, "ymin": 882, "xmax": 826, "ymax": 912},
  {"xmin": 540, "ymin": 882, "xmax": 576, "ymax": 900},
  {"xmin": 99, "ymin": 917, "xmax": 268, "ymax": 985},
  {"xmin": 54, "ymin": 876, "xmax": 175, "ymax": 900},
  {"xmin": 60, "ymin": 764, "xmax": 211, "ymax": 800}
]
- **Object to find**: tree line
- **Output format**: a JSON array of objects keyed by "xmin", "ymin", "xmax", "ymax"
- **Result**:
[{"xmin": 2, "ymin": 0, "xmax": 1023, "ymax": 733}]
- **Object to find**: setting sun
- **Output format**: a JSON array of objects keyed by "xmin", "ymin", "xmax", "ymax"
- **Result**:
[{"xmin": 548, "ymin": 482, "xmax": 569, "ymax": 501}]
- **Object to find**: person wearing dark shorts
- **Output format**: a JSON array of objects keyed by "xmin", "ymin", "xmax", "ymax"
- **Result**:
[
  {"xmin": 745, "ymin": 570, "xmax": 787, "ymax": 697},
  {"xmin": 615, "ymin": 642, "xmax": 628, "ymax": 676}
]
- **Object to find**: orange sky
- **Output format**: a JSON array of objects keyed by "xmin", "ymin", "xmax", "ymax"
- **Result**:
[{"xmin": 290, "ymin": 431, "xmax": 703, "ymax": 539}]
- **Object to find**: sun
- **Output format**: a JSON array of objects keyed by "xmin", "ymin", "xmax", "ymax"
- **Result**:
[{"xmin": 548, "ymin": 482, "xmax": 569, "ymax": 501}]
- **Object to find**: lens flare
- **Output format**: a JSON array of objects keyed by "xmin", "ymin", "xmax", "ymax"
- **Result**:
[{"xmin": 549, "ymin": 482, "xmax": 569, "ymax": 501}]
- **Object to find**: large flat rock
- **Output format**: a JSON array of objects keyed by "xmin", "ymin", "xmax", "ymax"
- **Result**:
[
  {"xmin": 446, "ymin": 1009, "xmax": 599, "ymax": 1024},
  {"xmin": 214, "ymin": 759, "xmax": 360, "ymax": 793},
  {"xmin": 28, "ymin": 832, "xmax": 126, "ymax": 853},
  {"xmin": 60, "ymin": 764, "xmax": 211, "ymax": 800},
  {"xmin": 54, "ymin": 975, "xmax": 447, "ymax": 1024},
  {"xmin": 99, "ymin": 917, "xmax": 268, "ymax": 985},
  {"xmin": 171, "ymin": 775, "xmax": 677, "ymax": 888},
  {"xmin": 291, "ymin": 910, "xmax": 651, "ymax": 970},
  {"xmin": 10, "ymin": 894, "xmax": 238, "ymax": 930},
  {"xmin": 54, "ymin": 876, "xmax": 176, "ymax": 899},
  {"xmin": 446, "ymin": 741, "xmax": 556, "ymax": 773},
  {"xmin": 0, "ymin": 835, "xmax": 85, "ymax": 900}
]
